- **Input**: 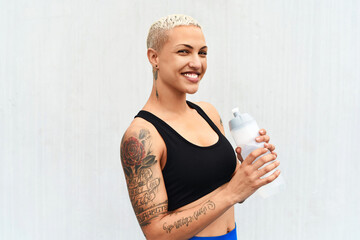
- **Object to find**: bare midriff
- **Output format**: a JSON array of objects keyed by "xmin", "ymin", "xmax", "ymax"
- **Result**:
[{"xmin": 175, "ymin": 183, "xmax": 235, "ymax": 237}]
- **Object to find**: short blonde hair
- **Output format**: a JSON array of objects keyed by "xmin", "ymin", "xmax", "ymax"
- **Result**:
[{"xmin": 146, "ymin": 14, "xmax": 202, "ymax": 51}]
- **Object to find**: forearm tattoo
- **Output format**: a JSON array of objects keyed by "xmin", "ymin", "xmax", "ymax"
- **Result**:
[
  {"xmin": 162, "ymin": 200, "xmax": 216, "ymax": 234},
  {"xmin": 121, "ymin": 129, "xmax": 167, "ymax": 226}
]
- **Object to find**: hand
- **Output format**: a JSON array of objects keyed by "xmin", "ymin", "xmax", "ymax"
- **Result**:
[
  {"xmin": 228, "ymin": 129, "xmax": 280, "ymax": 204},
  {"xmin": 236, "ymin": 128, "xmax": 277, "ymax": 163},
  {"xmin": 228, "ymin": 148, "xmax": 280, "ymax": 204}
]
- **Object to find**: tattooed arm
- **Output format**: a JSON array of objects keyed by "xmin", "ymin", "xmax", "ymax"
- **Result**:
[
  {"xmin": 120, "ymin": 126, "xmax": 168, "ymax": 228},
  {"xmin": 120, "ymin": 123, "xmax": 236, "ymax": 240}
]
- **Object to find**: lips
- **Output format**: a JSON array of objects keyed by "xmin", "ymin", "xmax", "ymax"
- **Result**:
[{"xmin": 181, "ymin": 72, "xmax": 200, "ymax": 83}]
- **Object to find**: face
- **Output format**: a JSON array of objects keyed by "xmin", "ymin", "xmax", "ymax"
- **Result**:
[{"xmin": 157, "ymin": 25, "xmax": 207, "ymax": 94}]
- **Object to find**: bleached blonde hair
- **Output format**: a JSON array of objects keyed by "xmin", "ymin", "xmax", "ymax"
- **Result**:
[{"xmin": 146, "ymin": 14, "xmax": 202, "ymax": 51}]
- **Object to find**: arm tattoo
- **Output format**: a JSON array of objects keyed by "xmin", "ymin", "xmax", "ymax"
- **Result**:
[
  {"xmin": 162, "ymin": 200, "xmax": 216, "ymax": 234},
  {"xmin": 121, "ymin": 129, "xmax": 167, "ymax": 226},
  {"xmin": 220, "ymin": 117, "xmax": 223, "ymax": 127}
]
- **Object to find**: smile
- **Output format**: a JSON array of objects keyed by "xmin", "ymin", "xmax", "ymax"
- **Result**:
[{"xmin": 182, "ymin": 72, "xmax": 200, "ymax": 82}]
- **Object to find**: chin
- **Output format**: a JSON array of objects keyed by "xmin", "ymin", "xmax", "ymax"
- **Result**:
[{"xmin": 186, "ymin": 86, "xmax": 199, "ymax": 94}]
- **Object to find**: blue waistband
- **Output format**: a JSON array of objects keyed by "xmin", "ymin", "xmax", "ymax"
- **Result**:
[{"xmin": 188, "ymin": 224, "xmax": 237, "ymax": 240}]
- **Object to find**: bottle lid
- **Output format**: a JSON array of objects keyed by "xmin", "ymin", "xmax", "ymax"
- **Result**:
[
  {"xmin": 229, "ymin": 108, "xmax": 254, "ymax": 131},
  {"xmin": 232, "ymin": 107, "xmax": 240, "ymax": 117}
]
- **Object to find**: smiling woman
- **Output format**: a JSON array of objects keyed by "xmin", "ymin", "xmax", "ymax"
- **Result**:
[
  {"xmin": 120, "ymin": 14, "xmax": 280, "ymax": 240},
  {"xmin": 148, "ymin": 24, "xmax": 208, "ymax": 96}
]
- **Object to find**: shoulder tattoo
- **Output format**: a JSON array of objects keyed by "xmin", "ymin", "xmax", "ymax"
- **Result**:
[{"xmin": 121, "ymin": 129, "xmax": 167, "ymax": 226}]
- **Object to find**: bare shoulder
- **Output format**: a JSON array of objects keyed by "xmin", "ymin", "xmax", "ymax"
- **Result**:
[
  {"xmin": 195, "ymin": 101, "xmax": 219, "ymax": 118},
  {"xmin": 195, "ymin": 101, "xmax": 225, "ymax": 134},
  {"xmin": 121, "ymin": 117, "xmax": 165, "ymax": 161}
]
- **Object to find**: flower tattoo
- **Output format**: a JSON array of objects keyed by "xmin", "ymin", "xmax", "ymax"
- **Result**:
[{"xmin": 121, "ymin": 136, "xmax": 146, "ymax": 167}]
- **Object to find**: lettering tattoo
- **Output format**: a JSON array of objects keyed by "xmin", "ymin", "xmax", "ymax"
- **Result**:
[
  {"xmin": 121, "ymin": 129, "xmax": 167, "ymax": 226},
  {"xmin": 162, "ymin": 200, "xmax": 216, "ymax": 234}
]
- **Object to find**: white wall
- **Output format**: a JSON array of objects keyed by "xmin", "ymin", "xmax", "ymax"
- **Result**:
[{"xmin": 1, "ymin": 0, "xmax": 359, "ymax": 239}]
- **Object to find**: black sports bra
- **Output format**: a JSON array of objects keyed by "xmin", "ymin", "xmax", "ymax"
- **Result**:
[{"xmin": 135, "ymin": 101, "xmax": 237, "ymax": 211}]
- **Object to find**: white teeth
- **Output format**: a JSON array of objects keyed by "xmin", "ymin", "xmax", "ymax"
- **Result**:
[{"xmin": 184, "ymin": 73, "xmax": 198, "ymax": 78}]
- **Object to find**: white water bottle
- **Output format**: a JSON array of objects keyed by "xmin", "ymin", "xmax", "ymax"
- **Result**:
[{"xmin": 229, "ymin": 107, "xmax": 285, "ymax": 198}]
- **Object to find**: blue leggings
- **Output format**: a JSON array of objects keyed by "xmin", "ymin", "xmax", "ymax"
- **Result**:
[{"xmin": 188, "ymin": 224, "xmax": 237, "ymax": 240}]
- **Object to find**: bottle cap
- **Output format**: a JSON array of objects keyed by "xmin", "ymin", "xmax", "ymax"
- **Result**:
[
  {"xmin": 232, "ymin": 107, "xmax": 240, "ymax": 117},
  {"xmin": 229, "ymin": 108, "xmax": 254, "ymax": 131}
]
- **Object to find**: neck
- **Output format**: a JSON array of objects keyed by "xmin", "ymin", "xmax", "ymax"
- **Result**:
[{"xmin": 145, "ymin": 80, "xmax": 190, "ymax": 115}]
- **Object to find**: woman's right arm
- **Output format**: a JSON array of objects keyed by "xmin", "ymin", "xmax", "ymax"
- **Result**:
[{"xmin": 120, "ymin": 124, "xmax": 280, "ymax": 240}]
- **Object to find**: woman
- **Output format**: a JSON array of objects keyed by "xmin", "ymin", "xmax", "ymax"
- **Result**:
[{"xmin": 120, "ymin": 14, "xmax": 280, "ymax": 240}]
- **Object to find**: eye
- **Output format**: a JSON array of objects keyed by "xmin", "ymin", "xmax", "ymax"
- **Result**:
[
  {"xmin": 199, "ymin": 51, "xmax": 207, "ymax": 56},
  {"xmin": 177, "ymin": 50, "xmax": 190, "ymax": 54}
]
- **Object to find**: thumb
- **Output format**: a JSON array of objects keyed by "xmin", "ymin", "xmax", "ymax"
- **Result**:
[
  {"xmin": 236, "ymin": 147, "xmax": 242, "ymax": 154},
  {"xmin": 236, "ymin": 147, "xmax": 244, "ymax": 163}
]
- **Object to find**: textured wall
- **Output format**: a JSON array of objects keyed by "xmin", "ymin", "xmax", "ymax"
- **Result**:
[{"xmin": 1, "ymin": 0, "xmax": 359, "ymax": 239}]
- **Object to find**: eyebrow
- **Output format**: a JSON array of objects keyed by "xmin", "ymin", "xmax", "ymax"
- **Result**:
[{"xmin": 176, "ymin": 44, "xmax": 208, "ymax": 50}]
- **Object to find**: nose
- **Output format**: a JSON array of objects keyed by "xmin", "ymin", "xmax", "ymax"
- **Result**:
[{"xmin": 188, "ymin": 55, "xmax": 202, "ymax": 69}]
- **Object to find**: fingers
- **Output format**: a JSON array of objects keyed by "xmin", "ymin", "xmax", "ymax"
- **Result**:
[
  {"xmin": 271, "ymin": 151, "xmax": 278, "ymax": 158},
  {"xmin": 243, "ymin": 148, "xmax": 268, "ymax": 166},
  {"xmin": 264, "ymin": 143, "xmax": 275, "ymax": 152},
  {"xmin": 257, "ymin": 129, "xmax": 270, "ymax": 143},
  {"xmin": 256, "ymin": 135, "xmax": 270, "ymax": 143},
  {"xmin": 257, "ymin": 169, "xmax": 281, "ymax": 188},
  {"xmin": 256, "ymin": 159, "xmax": 280, "ymax": 179},
  {"xmin": 252, "ymin": 152, "xmax": 277, "ymax": 170}
]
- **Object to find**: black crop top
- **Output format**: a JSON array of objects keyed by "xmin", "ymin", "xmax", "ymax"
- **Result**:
[{"xmin": 135, "ymin": 101, "xmax": 237, "ymax": 211}]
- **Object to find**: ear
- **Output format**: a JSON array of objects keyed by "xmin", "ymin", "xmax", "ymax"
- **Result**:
[{"xmin": 147, "ymin": 48, "xmax": 159, "ymax": 68}]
